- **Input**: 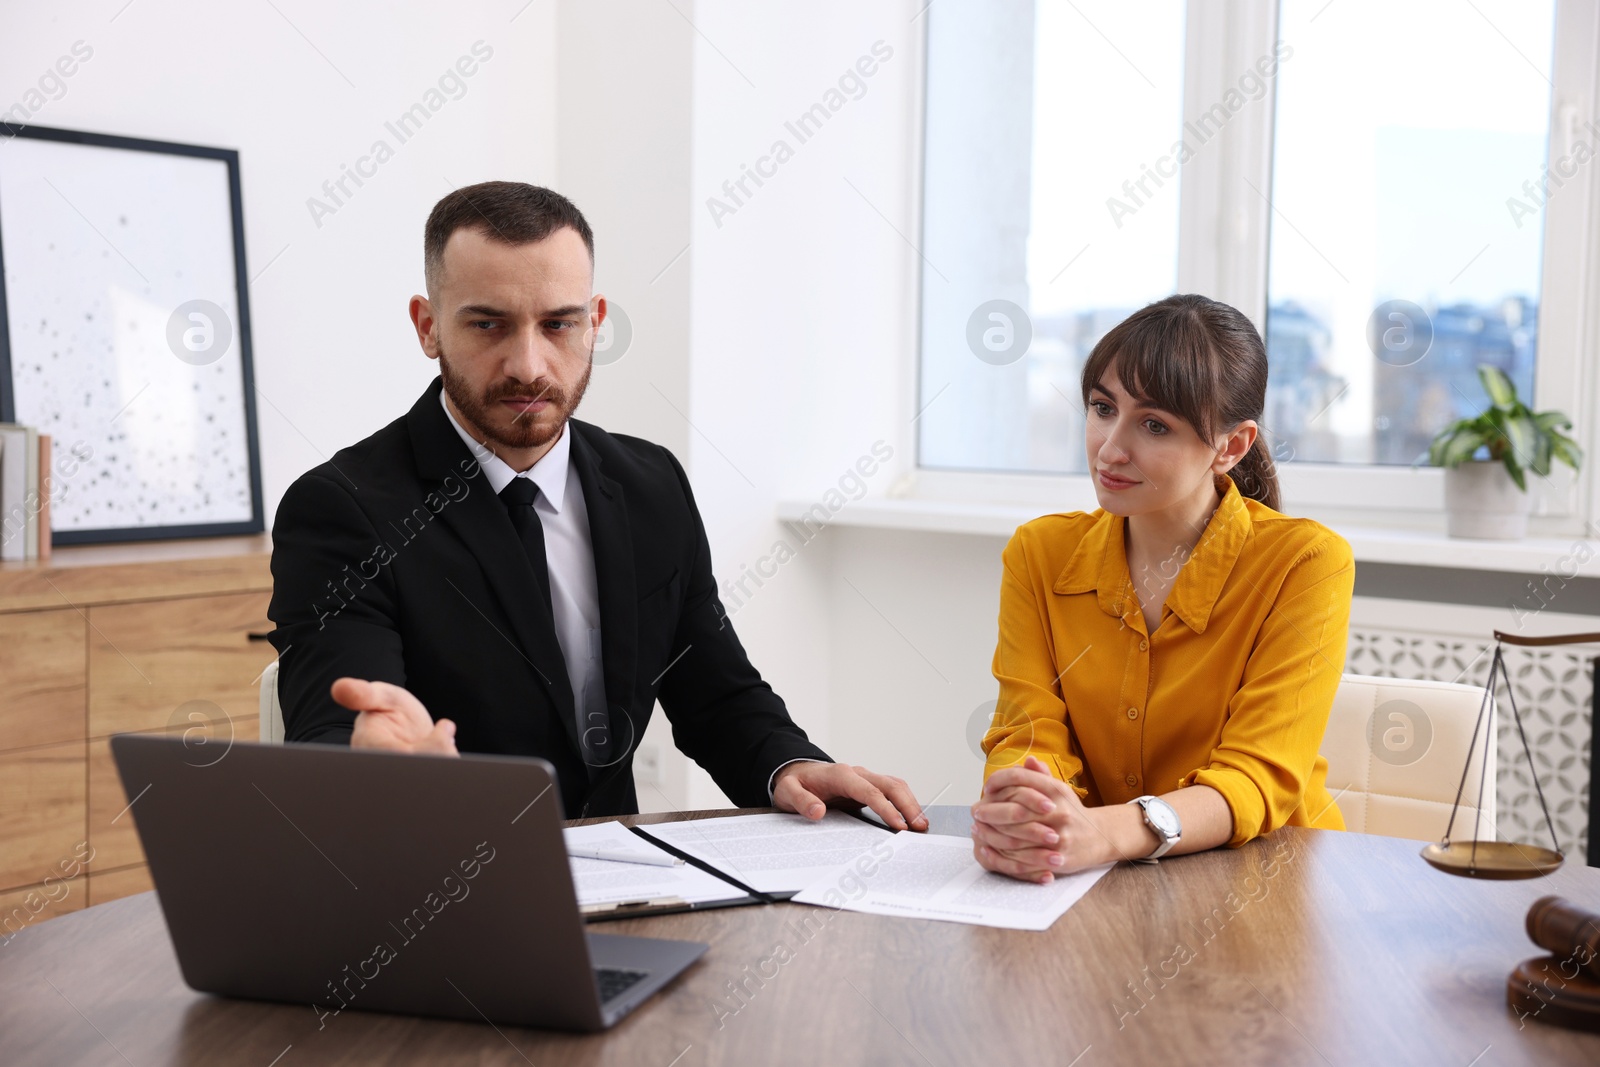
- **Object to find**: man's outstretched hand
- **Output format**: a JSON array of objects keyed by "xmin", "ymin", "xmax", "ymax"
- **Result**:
[
  {"xmin": 772, "ymin": 761, "xmax": 930, "ymax": 832},
  {"xmin": 332, "ymin": 678, "xmax": 459, "ymax": 755}
]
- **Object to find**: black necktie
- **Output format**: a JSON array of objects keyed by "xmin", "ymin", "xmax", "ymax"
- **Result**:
[
  {"xmin": 498, "ymin": 476, "xmax": 613, "ymax": 768},
  {"xmin": 499, "ymin": 477, "xmax": 554, "ymax": 621}
]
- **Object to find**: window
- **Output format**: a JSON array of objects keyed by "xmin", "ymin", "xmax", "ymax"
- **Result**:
[
  {"xmin": 913, "ymin": 0, "xmax": 1594, "ymax": 526},
  {"xmin": 916, "ymin": 0, "xmax": 1187, "ymax": 474},
  {"xmin": 1266, "ymin": 0, "xmax": 1553, "ymax": 466}
]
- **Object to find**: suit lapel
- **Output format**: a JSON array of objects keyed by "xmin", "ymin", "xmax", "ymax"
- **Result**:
[
  {"xmin": 406, "ymin": 379, "xmax": 580, "ymax": 752},
  {"xmin": 569, "ymin": 425, "xmax": 638, "ymax": 756}
]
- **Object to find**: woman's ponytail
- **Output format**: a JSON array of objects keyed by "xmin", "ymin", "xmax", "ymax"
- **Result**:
[{"xmin": 1228, "ymin": 434, "xmax": 1280, "ymax": 512}]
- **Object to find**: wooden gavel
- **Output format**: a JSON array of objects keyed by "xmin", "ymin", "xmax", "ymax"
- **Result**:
[{"xmin": 1526, "ymin": 896, "xmax": 1600, "ymax": 980}]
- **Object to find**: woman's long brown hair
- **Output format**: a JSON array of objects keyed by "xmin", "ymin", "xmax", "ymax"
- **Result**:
[{"xmin": 1079, "ymin": 294, "xmax": 1279, "ymax": 511}]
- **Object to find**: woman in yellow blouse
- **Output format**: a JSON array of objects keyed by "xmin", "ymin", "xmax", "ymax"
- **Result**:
[{"xmin": 973, "ymin": 294, "xmax": 1353, "ymax": 883}]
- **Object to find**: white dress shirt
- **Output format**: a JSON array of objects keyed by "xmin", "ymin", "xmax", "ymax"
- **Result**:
[{"xmin": 440, "ymin": 392, "xmax": 608, "ymax": 753}]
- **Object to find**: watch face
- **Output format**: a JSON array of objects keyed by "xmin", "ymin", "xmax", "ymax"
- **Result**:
[{"xmin": 1145, "ymin": 798, "xmax": 1181, "ymax": 837}]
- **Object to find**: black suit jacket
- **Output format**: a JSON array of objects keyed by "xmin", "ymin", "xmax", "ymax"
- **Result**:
[{"xmin": 266, "ymin": 376, "xmax": 830, "ymax": 817}]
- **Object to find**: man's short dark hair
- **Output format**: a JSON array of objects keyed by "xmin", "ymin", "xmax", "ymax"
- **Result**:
[{"xmin": 423, "ymin": 181, "xmax": 594, "ymax": 297}]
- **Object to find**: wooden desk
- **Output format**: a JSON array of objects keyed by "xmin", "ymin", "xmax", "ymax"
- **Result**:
[{"xmin": 1, "ymin": 807, "xmax": 1598, "ymax": 1066}]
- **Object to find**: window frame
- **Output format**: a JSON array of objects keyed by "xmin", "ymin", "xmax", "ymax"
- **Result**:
[{"xmin": 905, "ymin": 0, "xmax": 1600, "ymax": 538}]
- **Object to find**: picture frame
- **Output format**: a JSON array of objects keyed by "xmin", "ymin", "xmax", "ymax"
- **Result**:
[{"xmin": 0, "ymin": 122, "xmax": 263, "ymax": 544}]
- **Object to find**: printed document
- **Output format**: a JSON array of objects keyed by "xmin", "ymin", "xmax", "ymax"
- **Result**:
[
  {"xmin": 791, "ymin": 830, "xmax": 1112, "ymax": 930},
  {"xmin": 636, "ymin": 811, "xmax": 893, "ymax": 895}
]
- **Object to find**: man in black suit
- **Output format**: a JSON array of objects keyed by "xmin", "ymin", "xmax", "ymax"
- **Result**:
[{"xmin": 267, "ymin": 181, "xmax": 927, "ymax": 826}]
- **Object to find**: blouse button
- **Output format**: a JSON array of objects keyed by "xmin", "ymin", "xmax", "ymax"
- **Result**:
[
  {"xmin": 1139, "ymin": 639, "xmax": 1148, "ymax": 652},
  {"xmin": 1127, "ymin": 707, "xmax": 1139, "ymax": 720},
  {"xmin": 1125, "ymin": 773, "xmax": 1138, "ymax": 787}
]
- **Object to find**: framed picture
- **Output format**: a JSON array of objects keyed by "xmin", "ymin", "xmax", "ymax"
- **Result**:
[{"xmin": 0, "ymin": 122, "xmax": 263, "ymax": 544}]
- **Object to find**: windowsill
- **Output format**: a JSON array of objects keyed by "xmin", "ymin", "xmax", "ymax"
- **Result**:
[{"xmin": 775, "ymin": 497, "xmax": 1600, "ymax": 578}]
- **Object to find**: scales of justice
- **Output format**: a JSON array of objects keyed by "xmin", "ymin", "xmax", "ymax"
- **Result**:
[
  {"xmin": 1425, "ymin": 629, "xmax": 1600, "ymax": 1034},
  {"xmin": 1419, "ymin": 629, "xmax": 1571, "ymax": 880}
]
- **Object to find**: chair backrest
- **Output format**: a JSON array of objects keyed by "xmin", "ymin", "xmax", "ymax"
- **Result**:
[
  {"xmin": 259, "ymin": 658, "xmax": 285, "ymax": 745},
  {"xmin": 1320, "ymin": 673, "xmax": 1496, "ymax": 843}
]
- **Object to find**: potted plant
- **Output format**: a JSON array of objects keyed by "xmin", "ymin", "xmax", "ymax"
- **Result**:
[{"xmin": 1426, "ymin": 364, "xmax": 1583, "ymax": 540}]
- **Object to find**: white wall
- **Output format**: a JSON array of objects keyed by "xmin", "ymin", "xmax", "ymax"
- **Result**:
[
  {"xmin": 679, "ymin": 0, "xmax": 939, "ymax": 806},
  {"xmin": 553, "ymin": 0, "xmax": 695, "ymax": 810},
  {"xmin": 823, "ymin": 527, "xmax": 1004, "ymax": 808},
  {"xmin": 0, "ymin": 0, "xmax": 560, "ymax": 524},
  {"xmin": 554, "ymin": 0, "xmax": 691, "ymax": 458},
  {"xmin": 575, "ymin": 0, "xmax": 993, "ymax": 811}
]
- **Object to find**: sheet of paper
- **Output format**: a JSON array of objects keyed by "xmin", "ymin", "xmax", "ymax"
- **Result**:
[
  {"xmin": 635, "ymin": 812, "xmax": 895, "ymax": 895},
  {"xmin": 791, "ymin": 830, "xmax": 1112, "ymax": 931},
  {"xmin": 563, "ymin": 822, "xmax": 745, "ymax": 908}
]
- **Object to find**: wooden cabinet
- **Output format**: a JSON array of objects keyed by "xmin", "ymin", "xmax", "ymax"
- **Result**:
[
  {"xmin": 0, "ymin": 741, "xmax": 85, "ymax": 891},
  {"xmin": 0, "ymin": 609, "xmax": 85, "ymax": 750},
  {"xmin": 88, "ymin": 593, "xmax": 278, "ymax": 735},
  {"xmin": 0, "ymin": 536, "xmax": 273, "ymax": 918}
]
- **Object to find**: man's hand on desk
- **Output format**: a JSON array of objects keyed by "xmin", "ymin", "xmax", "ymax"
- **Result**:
[
  {"xmin": 332, "ymin": 678, "xmax": 460, "ymax": 755},
  {"xmin": 772, "ymin": 762, "xmax": 931, "ymax": 833},
  {"xmin": 971, "ymin": 756, "xmax": 1156, "ymax": 883}
]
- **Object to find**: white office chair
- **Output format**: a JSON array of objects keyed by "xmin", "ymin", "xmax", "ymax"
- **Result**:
[
  {"xmin": 259, "ymin": 658, "xmax": 285, "ymax": 745},
  {"xmin": 1320, "ymin": 673, "xmax": 1496, "ymax": 843}
]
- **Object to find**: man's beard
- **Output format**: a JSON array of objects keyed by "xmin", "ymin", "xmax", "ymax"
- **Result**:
[{"xmin": 438, "ymin": 342, "xmax": 593, "ymax": 452}]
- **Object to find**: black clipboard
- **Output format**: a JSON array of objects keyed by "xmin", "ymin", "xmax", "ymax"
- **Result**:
[
  {"xmin": 578, "ymin": 811, "xmax": 895, "ymax": 922},
  {"xmin": 577, "ymin": 824, "xmax": 770, "ymax": 923}
]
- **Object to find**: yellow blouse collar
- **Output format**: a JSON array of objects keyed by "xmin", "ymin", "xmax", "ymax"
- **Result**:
[{"xmin": 1052, "ymin": 477, "xmax": 1254, "ymax": 634}]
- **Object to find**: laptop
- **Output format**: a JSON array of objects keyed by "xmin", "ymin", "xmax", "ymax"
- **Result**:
[{"xmin": 110, "ymin": 734, "xmax": 707, "ymax": 1031}]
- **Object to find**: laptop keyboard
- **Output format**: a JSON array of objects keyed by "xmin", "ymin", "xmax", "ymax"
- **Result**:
[{"xmin": 596, "ymin": 967, "xmax": 649, "ymax": 1003}]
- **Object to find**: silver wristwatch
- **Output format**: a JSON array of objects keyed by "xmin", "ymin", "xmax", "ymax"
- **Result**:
[{"xmin": 1127, "ymin": 795, "xmax": 1181, "ymax": 863}]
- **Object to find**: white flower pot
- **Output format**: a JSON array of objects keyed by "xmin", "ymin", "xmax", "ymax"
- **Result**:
[{"xmin": 1444, "ymin": 460, "xmax": 1531, "ymax": 540}]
